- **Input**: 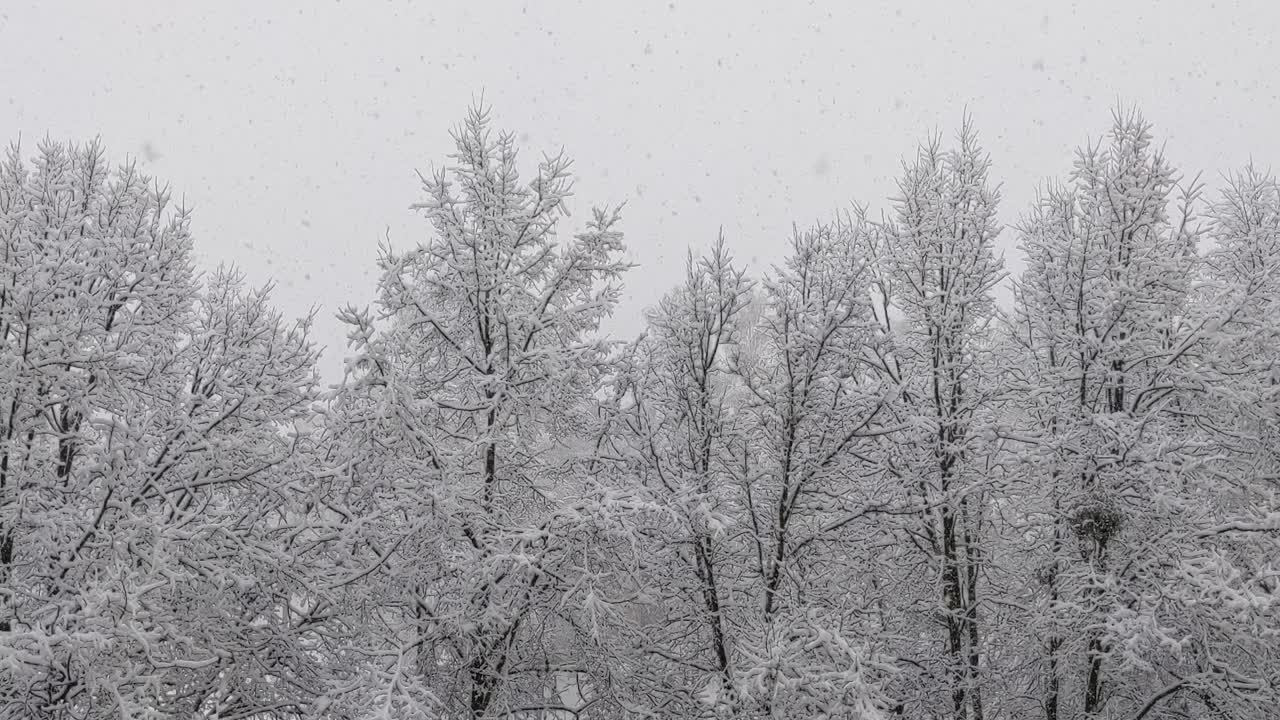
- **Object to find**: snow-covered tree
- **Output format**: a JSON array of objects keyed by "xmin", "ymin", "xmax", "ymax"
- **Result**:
[
  {"xmin": 732, "ymin": 216, "xmax": 898, "ymax": 719},
  {"xmin": 321, "ymin": 105, "xmax": 630, "ymax": 719},
  {"xmin": 607, "ymin": 218, "xmax": 902, "ymax": 720},
  {"xmin": 872, "ymin": 121, "xmax": 1005, "ymax": 720},
  {"xmin": 0, "ymin": 139, "xmax": 324, "ymax": 718},
  {"xmin": 1002, "ymin": 109, "xmax": 1277, "ymax": 720},
  {"xmin": 12, "ymin": 103, "xmax": 1280, "ymax": 720},
  {"xmin": 606, "ymin": 238, "xmax": 755, "ymax": 716}
]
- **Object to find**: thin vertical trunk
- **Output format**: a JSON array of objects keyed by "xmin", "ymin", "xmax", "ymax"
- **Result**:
[
  {"xmin": 470, "ymin": 653, "xmax": 497, "ymax": 720},
  {"xmin": 1084, "ymin": 634, "xmax": 1105, "ymax": 716},
  {"xmin": 1083, "ymin": 537, "xmax": 1109, "ymax": 717},
  {"xmin": 0, "ymin": 450, "xmax": 11, "ymax": 634},
  {"xmin": 962, "ymin": 495, "xmax": 983, "ymax": 720},
  {"xmin": 695, "ymin": 538, "xmax": 734, "ymax": 698},
  {"xmin": 482, "ymin": 403, "xmax": 497, "ymax": 512},
  {"xmin": 942, "ymin": 501, "xmax": 966, "ymax": 720},
  {"xmin": 55, "ymin": 405, "xmax": 80, "ymax": 482},
  {"xmin": 1083, "ymin": 336, "xmax": 1126, "ymax": 716},
  {"xmin": 1044, "ymin": 508, "xmax": 1063, "ymax": 720},
  {"xmin": 463, "ymin": 276, "xmax": 503, "ymax": 719},
  {"xmin": 937, "ymin": 337, "xmax": 967, "ymax": 720},
  {"xmin": 764, "ymin": 420, "xmax": 798, "ymax": 620},
  {"xmin": 0, "ymin": 394, "xmax": 14, "ymax": 635},
  {"xmin": 469, "ymin": 397, "xmax": 502, "ymax": 720},
  {"xmin": 1045, "ymin": 634, "xmax": 1061, "ymax": 720},
  {"xmin": 694, "ymin": 355, "xmax": 735, "ymax": 712}
]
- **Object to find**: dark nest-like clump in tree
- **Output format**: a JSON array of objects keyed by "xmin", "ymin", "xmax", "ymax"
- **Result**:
[{"xmin": 1068, "ymin": 493, "xmax": 1126, "ymax": 551}]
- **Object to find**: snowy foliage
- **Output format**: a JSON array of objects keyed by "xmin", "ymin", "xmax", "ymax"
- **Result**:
[
  {"xmin": 6, "ymin": 106, "xmax": 1280, "ymax": 720},
  {"xmin": 0, "ymin": 139, "xmax": 322, "ymax": 718}
]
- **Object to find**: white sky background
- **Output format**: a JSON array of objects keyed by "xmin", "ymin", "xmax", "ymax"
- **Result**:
[{"xmin": 3, "ymin": 1, "xmax": 1278, "ymax": 381}]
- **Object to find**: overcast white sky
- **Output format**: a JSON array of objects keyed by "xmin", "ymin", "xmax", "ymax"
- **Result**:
[{"xmin": 4, "ymin": 1, "xmax": 1278, "ymax": 380}]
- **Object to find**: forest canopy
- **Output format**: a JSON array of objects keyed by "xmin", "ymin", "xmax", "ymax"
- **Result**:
[{"xmin": 1, "ymin": 105, "xmax": 1279, "ymax": 720}]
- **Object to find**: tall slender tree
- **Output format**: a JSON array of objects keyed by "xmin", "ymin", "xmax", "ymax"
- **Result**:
[
  {"xmin": 734, "ymin": 216, "xmax": 898, "ymax": 719},
  {"xmin": 873, "ymin": 121, "xmax": 1005, "ymax": 720},
  {"xmin": 1009, "ymin": 110, "xmax": 1212, "ymax": 719},
  {"xmin": 322, "ymin": 104, "xmax": 630, "ymax": 719},
  {"xmin": 608, "ymin": 238, "xmax": 754, "ymax": 717}
]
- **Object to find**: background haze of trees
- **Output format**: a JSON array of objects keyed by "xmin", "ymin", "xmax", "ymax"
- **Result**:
[{"xmin": 2, "ymin": 105, "xmax": 1279, "ymax": 720}]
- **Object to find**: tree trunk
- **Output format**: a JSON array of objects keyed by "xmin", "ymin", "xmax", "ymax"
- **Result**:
[
  {"xmin": 942, "ymin": 504, "xmax": 966, "ymax": 720},
  {"xmin": 962, "ymin": 495, "xmax": 984, "ymax": 720}
]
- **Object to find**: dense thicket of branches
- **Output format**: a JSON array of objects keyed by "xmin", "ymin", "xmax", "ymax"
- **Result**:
[{"xmin": 3, "ymin": 107, "xmax": 1279, "ymax": 720}]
